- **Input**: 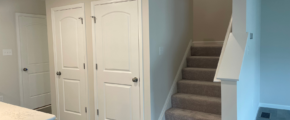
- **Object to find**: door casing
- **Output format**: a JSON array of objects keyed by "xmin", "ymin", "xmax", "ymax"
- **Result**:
[
  {"xmin": 91, "ymin": 0, "xmax": 145, "ymax": 119},
  {"xmin": 51, "ymin": 3, "xmax": 90, "ymax": 120}
]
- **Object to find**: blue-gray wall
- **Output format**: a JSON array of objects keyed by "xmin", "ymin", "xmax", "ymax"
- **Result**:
[
  {"xmin": 237, "ymin": 0, "xmax": 261, "ymax": 119},
  {"xmin": 260, "ymin": 0, "xmax": 290, "ymax": 109}
]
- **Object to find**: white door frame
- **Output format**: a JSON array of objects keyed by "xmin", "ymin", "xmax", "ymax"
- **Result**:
[
  {"xmin": 51, "ymin": 3, "xmax": 90, "ymax": 120},
  {"xmin": 16, "ymin": 13, "xmax": 47, "ymax": 107},
  {"xmin": 91, "ymin": 0, "xmax": 144, "ymax": 119}
]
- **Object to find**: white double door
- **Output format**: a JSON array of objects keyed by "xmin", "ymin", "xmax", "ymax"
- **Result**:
[
  {"xmin": 92, "ymin": 0, "xmax": 141, "ymax": 120},
  {"xmin": 17, "ymin": 14, "xmax": 51, "ymax": 109},
  {"xmin": 52, "ymin": 3, "xmax": 87, "ymax": 120}
]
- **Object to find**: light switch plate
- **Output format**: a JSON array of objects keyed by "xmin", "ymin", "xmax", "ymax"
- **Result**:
[
  {"xmin": 0, "ymin": 96, "xmax": 3, "ymax": 102},
  {"xmin": 2, "ymin": 49, "xmax": 12, "ymax": 56}
]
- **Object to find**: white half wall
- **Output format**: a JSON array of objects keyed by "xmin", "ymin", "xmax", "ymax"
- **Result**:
[
  {"xmin": 221, "ymin": 80, "xmax": 237, "ymax": 120},
  {"xmin": 218, "ymin": 0, "xmax": 261, "ymax": 120}
]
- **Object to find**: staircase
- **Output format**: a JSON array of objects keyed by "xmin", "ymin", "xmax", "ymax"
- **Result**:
[{"xmin": 165, "ymin": 45, "xmax": 223, "ymax": 120}]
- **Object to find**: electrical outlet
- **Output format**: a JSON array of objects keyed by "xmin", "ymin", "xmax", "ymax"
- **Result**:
[
  {"xmin": 0, "ymin": 96, "xmax": 3, "ymax": 102},
  {"xmin": 2, "ymin": 49, "xmax": 12, "ymax": 56}
]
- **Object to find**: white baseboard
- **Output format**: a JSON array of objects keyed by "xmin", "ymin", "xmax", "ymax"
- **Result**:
[
  {"xmin": 157, "ymin": 40, "xmax": 193, "ymax": 120},
  {"xmin": 259, "ymin": 103, "xmax": 290, "ymax": 110}
]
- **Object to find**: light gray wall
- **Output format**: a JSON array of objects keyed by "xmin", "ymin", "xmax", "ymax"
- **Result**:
[
  {"xmin": 237, "ymin": 0, "xmax": 261, "ymax": 119},
  {"xmin": 193, "ymin": 0, "xmax": 232, "ymax": 41},
  {"xmin": 0, "ymin": 0, "xmax": 46, "ymax": 106},
  {"xmin": 260, "ymin": 0, "xmax": 290, "ymax": 109},
  {"xmin": 148, "ymin": 0, "xmax": 193, "ymax": 119}
]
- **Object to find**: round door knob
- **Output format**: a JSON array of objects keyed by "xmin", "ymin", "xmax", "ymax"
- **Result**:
[
  {"xmin": 132, "ymin": 77, "xmax": 138, "ymax": 82},
  {"xmin": 56, "ymin": 71, "xmax": 61, "ymax": 76},
  {"xmin": 23, "ymin": 68, "xmax": 28, "ymax": 71}
]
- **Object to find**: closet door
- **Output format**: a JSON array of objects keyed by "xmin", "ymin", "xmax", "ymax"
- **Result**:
[
  {"xmin": 51, "ymin": 3, "xmax": 87, "ymax": 120},
  {"xmin": 92, "ymin": 0, "xmax": 140, "ymax": 120},
  {"xmin": 17, "ymin": 14, "xmax": 50, "ymax": 109}
]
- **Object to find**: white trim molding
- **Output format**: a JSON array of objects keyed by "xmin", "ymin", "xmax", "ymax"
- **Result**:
[
  {"xmin": 157, "ymin": 40, "xmax": 193, "ymax": 120},
  {"xmin": 260, "ymin": 103, "xmax": 290, "ymax": 110}
]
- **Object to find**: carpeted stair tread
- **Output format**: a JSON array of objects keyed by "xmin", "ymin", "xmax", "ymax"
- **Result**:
[
  {"xmin": 172, "ymin": 93, "xmax": 221, "ymax": 115},
  {"xmin": 165, "ymin": 44, "xmax": 222, "ymax": 120},
  {"xmin": 182, "ymin": 68, "xmax": 216, "ymax": 82},
  {"xmin": 191, "ymin": 46, "xmax": 222, "ymax": 56},
  {"xmin": 177, "ymin": 80, "xmax": 221, "ymax": 98},
  {"xmin": 187, "ymin": 56, "xmax": 219, "ymax": 68},
  {"xmin": 165, "ymin": 108, "xmax": 221, "ymax": 120}
]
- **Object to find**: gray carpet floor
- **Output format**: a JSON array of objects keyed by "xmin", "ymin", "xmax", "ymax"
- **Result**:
[{"xmin": 165, "ymin": 45, "xmax": 222, "ymax": 120}]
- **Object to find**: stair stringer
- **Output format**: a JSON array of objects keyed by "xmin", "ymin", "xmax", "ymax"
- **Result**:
[{"xmin": 157, "ymin": 40, "xmax": 192, "ymax": 120}]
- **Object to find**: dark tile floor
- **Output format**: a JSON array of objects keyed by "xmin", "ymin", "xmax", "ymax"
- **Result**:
[{"xmin": 257, "ymin": 107, "xmax": 290, "ymax": 120}]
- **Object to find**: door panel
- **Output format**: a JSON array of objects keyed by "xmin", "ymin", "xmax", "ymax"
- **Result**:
[
  {"xmin": 102, "ymin": 12, "xmax": 130, "ymax": 71},
  {"xmin": 60, "ymin": 18, "xmax": 80, "ymax": 68},
  {"xmin": 52, "ymin": 3, "xmax": 87, "ymax": 120},
  {"xmin": 29, "ymin": 73, "xmax": 50, "ymax": 97},
  {"xmin": 17, "ymin": 14, "xmax": 51, "ymax": 109},
  {"xmin": 92, "ymin": 0, "xmax": 140, "ymax": 120},
  {"xmin": 64, "ymin": 80, "xmax": 81, "ymax": 113},
  {"xmin": 26, "ymin": 24, "xmax": 49, "ymax": 64},
  {"xmin": 105, "ymin": 83, "xmax": 132, "ymax": 120}
]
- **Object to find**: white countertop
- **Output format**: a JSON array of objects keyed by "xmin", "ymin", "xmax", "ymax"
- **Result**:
[{"xmin": 0, "ymin": 102, "xmax": 56, "ymax": 120}]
